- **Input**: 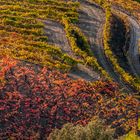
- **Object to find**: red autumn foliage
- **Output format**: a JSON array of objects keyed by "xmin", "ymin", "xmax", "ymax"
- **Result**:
[{"xmin": 0, "ymin": 57, "xmax": 139, "ymax": 139}]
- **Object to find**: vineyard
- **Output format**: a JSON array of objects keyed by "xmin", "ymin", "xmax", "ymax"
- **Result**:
[
  {"xmin": 0, "ymin": 0, "xmax": 80, "ymax": 71},
  {"xmin": 0, "ymin": 0, "xmax": 140, "ymax": 139},
  {"xmin": 0, "ymin": 57, "xmax": 139, "ymax": 139}
]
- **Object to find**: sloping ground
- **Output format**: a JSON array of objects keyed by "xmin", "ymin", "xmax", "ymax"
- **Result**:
[
  {"xmin": 110, "ymin": 0, "xmax": 140, "ymax": 21},
  {"xmin": 109, "ymin": 0, "xmax": 140, "ymax": 79},
  {"xmin": 77, "ymin": 1, "xmax": 103, "ymax": 58},
  {"xmin": 44, "ymin": 20, "xmax": 74, "ymax": 57},
  {"xmin": 0, "ymin": 0, "xmax": 100, "ymax": 81},
  {"xmin": 0, "ymin": 58, "xmax": 139, "ymax": 139},
  {"xmin": 112, "ymin": 7, "xmax": 140, "ymax": 78},
  {"xmin": 128, "ymin": 16, "xmax": 140, "ymax": 77},
  {"xmin": 0, "ymin": 0, "xmax": 80, "ymax": 70},
  {"xmin": 44, "ymin": 19, "xmax": 100, "ymax": 81},
  {"xmin": 109, "ymin": 15, "xmax": 132, "ymax": 74},
  {"xmin": 77, "ymin": 0, "xmax": 133, "ymax": 92}
]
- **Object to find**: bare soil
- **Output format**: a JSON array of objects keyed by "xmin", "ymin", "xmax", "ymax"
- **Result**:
[
  {"xmin": 44, "ymin": 19, "xmax": 100, "ymax": 81},
  {"xmin": 44, "ymin": 20, "xmax": 74, "ymax": 57}
]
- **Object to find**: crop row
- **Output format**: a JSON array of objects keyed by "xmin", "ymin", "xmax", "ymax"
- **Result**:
[
  {"xmin": 62, "ymin": 18, "xmax": 110, "ymax": 79},
  {"xmin": 103, "ymin": 5, "xmax": 140, "ymax": 91},
  {"xmin": 0, "ymin": 1, "xmax": 78, "ymax": 22},
  {"xmin": 0, "ymin": 0, "xmax": 80, "ymax": 71}
]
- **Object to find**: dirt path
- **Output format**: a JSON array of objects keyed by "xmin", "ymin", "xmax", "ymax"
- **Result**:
[
  {"xmin": 77, "ymin": 0, "xmax": 134, "ymax": 92},
  {"xmin": 44, "ymin": 19, "xmax": 100, "ymax": 81}
]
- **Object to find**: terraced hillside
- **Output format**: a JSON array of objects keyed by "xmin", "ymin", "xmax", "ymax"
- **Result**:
[
  {"xmin": 0, "ymin": 0, "xmax": 140, "ymax": 139},
  {"xmin": 0, "ymin": 0, "xmax": 81, "ymax": 70}
]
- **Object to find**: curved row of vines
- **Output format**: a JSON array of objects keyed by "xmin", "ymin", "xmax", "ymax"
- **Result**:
[
  {"xmin": 92, "ymin": 0, "xmax": 140, "ymax": 92},
  {"xmin": 0, "ymin": 0, "xmax": 80, "ymax": 71},
  {"xmin": 62, "ymin": 18, "xmax": 110, "ymax": 80},
  {"xmin": 103, "ymin": 5, "xmax": 140, "ymax": 91}
]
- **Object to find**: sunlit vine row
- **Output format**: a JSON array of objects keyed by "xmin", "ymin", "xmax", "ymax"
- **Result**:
[{"xmin": 0, "ymin": 0, "xmax": 79, "ymax": 71}]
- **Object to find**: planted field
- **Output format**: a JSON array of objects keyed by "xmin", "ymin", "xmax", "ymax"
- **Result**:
[
  {"xmin": 0, "ymin": 0, "xmax": 79, "ymax": 70},
  {"xmin": 0, "ymin": 0, "xmax": 140, "ymax": 139},
  {"xmin": 0, "ymin": 57, "xmax": 139, "ymax": 139}
]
